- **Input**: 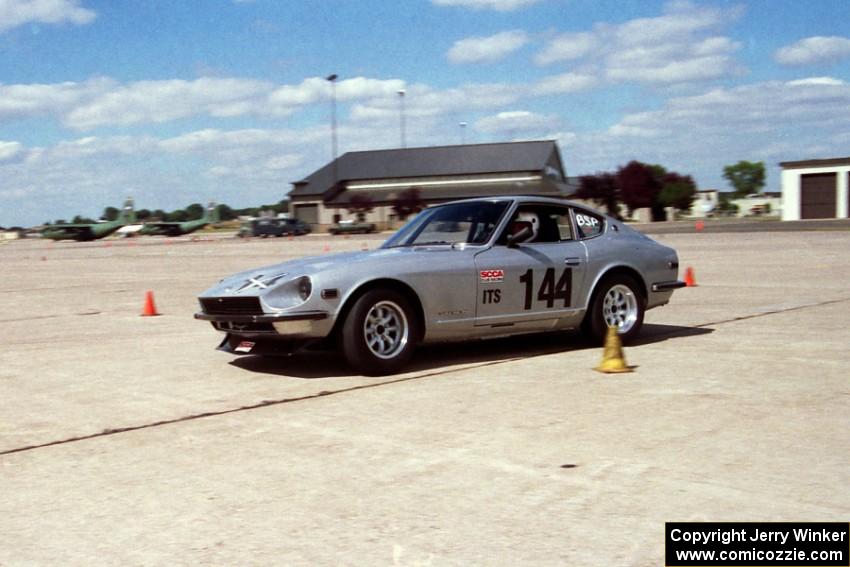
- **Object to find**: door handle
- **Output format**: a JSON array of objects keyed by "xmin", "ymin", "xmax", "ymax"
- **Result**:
[{"xmin": 564, "ymin": 257, "xmax": 581, "ymax": 266}]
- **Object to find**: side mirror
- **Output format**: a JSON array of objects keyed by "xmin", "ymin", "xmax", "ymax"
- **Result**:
[{"xmin": 507, "ymin": 226, "xmax": 531, "ymax": 248}]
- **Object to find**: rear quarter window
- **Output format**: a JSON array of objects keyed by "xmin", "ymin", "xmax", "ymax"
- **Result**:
[{"xmin": 574, "ymin": 210, "xmax": 604, "ymax": 239}]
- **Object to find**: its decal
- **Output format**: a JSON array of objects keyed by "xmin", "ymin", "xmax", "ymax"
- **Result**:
[
  {"xmin": 479, "ymin": 269, "xmax": 504, "ymax": 283},
  {"xmin": 482, "ymin": 289, "xmax": 501, "ymax": 304}
]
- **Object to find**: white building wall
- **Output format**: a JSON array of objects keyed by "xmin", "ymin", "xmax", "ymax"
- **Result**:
[{"xmin": 781, "ymin": 165, "xmax": 850, "ymax": 221}]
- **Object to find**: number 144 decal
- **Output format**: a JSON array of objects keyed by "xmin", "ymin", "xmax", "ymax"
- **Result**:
[{"xmin": 519, "ymin": 268, "xmax": 572, "ymax": 310}]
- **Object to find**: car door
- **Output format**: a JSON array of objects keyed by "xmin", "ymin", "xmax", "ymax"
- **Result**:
[{"xmin": 474, "ymin": 204, "xmax": 588, "ymax": 330}]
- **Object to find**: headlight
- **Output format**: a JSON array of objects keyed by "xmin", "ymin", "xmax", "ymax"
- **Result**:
[
  {"xmin": 297, "ymin": 276, "xmax": 312, "ymax": 301},
  {"xmin": 264, "ymin": 275, "xmax": 312, "ymax": 309}
]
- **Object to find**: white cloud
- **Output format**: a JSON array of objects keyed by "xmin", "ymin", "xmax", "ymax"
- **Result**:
[
  {"xmin": 64, "ymin": 77, "xmax": 272, "ymax": 129},
  {"xmin": 349, "ymin": 72, "xmax": 598, "ymax": 127},
  {"xmin": 535, "ymin": 32, "xmax": 597, "ymax": 66},
  {"xmin": 0, "ymin": 78, "xmax": 111, "ymax": 120},
  {"xmin": 0, "ymin": 128, "xmax": 326, "ymax": 224},
  {"xmin": 335, "ymin": 76, "xmax": 407, "ymax": 101},
  {"xmin": 531, "ymin": 72, "xmax": 598, "ymax": 95},
  {"xmin": 350, "ymin": 81, "xmax": 522, "ymax": 122},
  {"xmin": 431, "ymin": 0, "xmax": 541, "ymax": 11},
  {"xmin": 564, "ymin": 77, "xmax": 850, "ymax": 189},
  {"xmin": 0, "ymin": 75, "xmax": 409, "ymax": 130},
  {"xmin": 787, "ymin": 77, "xmax": 845, "ymax": 87},
  {"xmin": 475, "ymin": 110, "xmax": 558, "ymax": 134},
  {"xmin": 0, "ymin": 140, "xmax": 23, "ymax": 162},
  {"xmin": 775, "ymin": 36, "xmax": 850, "ymax": 66},
  {"xmin": 0, "ymin": 0, "xmax": 95, "ymax": 32},
  {"xmin": 612, "ymin": 1, "xmax": 734, "ymax": 46},
  {"xmin": 447, "ymin": 30, "xmax": 529, "ymax": 64},
  {"xmin": 535, "ymin": 2, "xmax": 744, "ymax": 85}
]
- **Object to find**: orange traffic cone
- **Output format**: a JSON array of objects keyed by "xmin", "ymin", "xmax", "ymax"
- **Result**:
[
  {"xmin": 684, "ymin": 266, "xmax": 697, "ymax": 287},
  {"xmin": 141, "ymin": 291, "xmax": 160, "ymax": 316}
]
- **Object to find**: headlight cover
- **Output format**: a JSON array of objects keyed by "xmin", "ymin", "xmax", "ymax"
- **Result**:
[{"xmin": 264, "ymin": 275, "xmax": 312, "ymax": 309}]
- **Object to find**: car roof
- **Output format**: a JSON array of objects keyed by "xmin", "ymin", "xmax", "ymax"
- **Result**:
[{"xmin": 439, "ymin": 194, "xmax": 590, "ymax": 210}]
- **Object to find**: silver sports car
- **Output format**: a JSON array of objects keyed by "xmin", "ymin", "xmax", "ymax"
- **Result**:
[{"xmin": 196, "ymin": 196, "xmax": 685, "ymax": 375}]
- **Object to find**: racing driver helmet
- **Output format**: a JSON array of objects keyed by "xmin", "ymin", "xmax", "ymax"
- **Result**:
[{"xmin": 513, "ymin": 211, "xmax": 539, "ymax": 242}]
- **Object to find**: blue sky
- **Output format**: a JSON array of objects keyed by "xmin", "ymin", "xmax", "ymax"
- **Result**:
[{"xmin": 2, "ymin": 0, "xmax": 850, "ymax": 226}]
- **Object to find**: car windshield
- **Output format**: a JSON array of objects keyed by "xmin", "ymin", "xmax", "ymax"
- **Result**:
[{"xmin": 382, "ymin": 201, "xmax": 510, "ymax": 248}]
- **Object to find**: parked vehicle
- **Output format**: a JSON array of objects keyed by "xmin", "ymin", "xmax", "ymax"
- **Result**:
[
  {"xmin": 238, "ymin": 218, "xmax": 311, "ymax": 238},
  {"xmin": 328, "ymin": 219, "xmax": 377, "ymax": 235}
]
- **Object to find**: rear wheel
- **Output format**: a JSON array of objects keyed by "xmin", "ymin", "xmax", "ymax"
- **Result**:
[
  {"xmin": 584, "ymin": 274, "xmax": 645, "ymax": 344},
  {"xmin": 341, "ymin": 289, "xmax": 419, "ymax": 375}
]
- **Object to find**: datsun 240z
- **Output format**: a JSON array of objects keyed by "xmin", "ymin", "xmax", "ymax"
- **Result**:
[{"xmin": 195, "ymin": 196, "xmax": 685, "ymax": 375}]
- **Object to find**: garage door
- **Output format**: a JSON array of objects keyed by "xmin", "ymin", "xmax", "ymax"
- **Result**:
[
  {"xmin": 293, "ymin": 204, "xmax": 319, "ymax": 225},
  {"xmin": 800, "ymin": 173, "xmax": 836, "ymax": 219}
]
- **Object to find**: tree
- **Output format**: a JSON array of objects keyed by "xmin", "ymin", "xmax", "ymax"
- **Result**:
[
  {"xmin": 717, "ymin": 193, "xmax": 739, "ymax": 216},
  {"xmin": 102, "ymin": 206, "xmax": 120, "ymax": 221},
  {"xmin": 166, "ymin": 209, "xmax": 189, "ymax": 222},
  {"xmin": 185, "ymin": 203, "xmax": 205, "ymax": 220},
  {"xmin": 723, "ymin": 160, "xmax": 765, "ymax": 198},
  {"xmin": 617, "ymin": 161, "xmax": 662, "ymax": 216},
  {"xmin": 575, "ymin": 173, "xmax": 621, "ymax": 219},
  {"xmin": 72, "ymin": 215, "xmax": 96, "ymax": 224},
  {"xmin": 391, "ymin": 187, "xmax": 425, "ymax": 221},
  {"xmin": 136, "ymin": 209, "xmax": 152, "ymax": 221},
  {"xmin": 658, "ymin": 172, "xmax": 697, "ymax": 212},
  {"xmin": 215, "ymin": 204, "xmax": 236, "ymax": 221},
  {"xmin": 346, "ymin": 193, "xmax": 374, "ymax": 222}
]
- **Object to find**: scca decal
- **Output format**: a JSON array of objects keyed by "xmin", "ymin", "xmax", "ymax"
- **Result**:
[{"xmin": 479, "ymin": 269, "xmax": 504, "ymax": 283}]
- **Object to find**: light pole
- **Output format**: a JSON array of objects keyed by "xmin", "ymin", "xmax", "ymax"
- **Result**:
[
  {"xmin": 459, "ymin": 121, "xmax": 467, "ymax": 145},
  {"xmin": 397, "ymin": 89, "xmax": 406, "ymax": 148},
  {"xmin": 326, "ymin": 74, "xmax": 338, "ymax": 183}
]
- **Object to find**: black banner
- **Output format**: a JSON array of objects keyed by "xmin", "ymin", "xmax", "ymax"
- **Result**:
[{"xmin": 666, "ymin": 522, "xmax": 849, "ymax": 566}]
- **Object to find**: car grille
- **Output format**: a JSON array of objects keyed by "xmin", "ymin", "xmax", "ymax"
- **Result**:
[{"xmin": 199, "ymin": 296, "xmax": 263, "ymax": 315}]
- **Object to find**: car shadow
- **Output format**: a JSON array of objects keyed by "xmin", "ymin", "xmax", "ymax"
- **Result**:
[{"xmin": 227, "ymin": 323, "xmax": 713, "ymax": 379}]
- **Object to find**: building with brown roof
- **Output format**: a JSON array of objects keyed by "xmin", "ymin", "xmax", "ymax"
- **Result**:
[{"xmin": 289, "ymin": 140, "xmax": 571, "ymax": 231}]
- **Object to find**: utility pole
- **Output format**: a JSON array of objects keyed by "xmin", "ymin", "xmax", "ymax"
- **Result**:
[{"xmin": 326, "ymin": 74, "xmax": 338, "ymax": 183}]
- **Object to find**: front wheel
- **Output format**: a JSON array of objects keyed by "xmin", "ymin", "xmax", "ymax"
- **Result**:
[
  {"xmin": 341, "ymin": 289, "xmax": 419, "ymax": 375},
  {"xmin": 584, "ymin": 274, "xmax": 645, "ymax": 344}
]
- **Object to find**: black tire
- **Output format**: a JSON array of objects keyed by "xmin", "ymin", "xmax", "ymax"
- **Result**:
[
  {"xmin": 341, "ymin": 289, "xmax": 419, "ymax": 375},
  {"xmin": 584, "ymin": 274, "xmax": 645, "ymax": 344}
]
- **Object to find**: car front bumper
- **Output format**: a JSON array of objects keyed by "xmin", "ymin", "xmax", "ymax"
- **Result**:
[{"xmin": 194, "ymin": 310, "xmax": 330, "ymax": 337}]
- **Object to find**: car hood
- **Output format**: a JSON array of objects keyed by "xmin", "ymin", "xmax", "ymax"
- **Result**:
[{"xmin": 199, "ymin": 246, "xmax": 468, "ymax": 298}]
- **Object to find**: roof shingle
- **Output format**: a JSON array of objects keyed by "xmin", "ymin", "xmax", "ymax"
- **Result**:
[{"xmin": 291, "ymin": 140, "xmax": 562, "ymax": 198}]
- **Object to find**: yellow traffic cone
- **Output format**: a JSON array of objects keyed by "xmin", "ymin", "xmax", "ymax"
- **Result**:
[{"xmin": 594, "ymin": 326, "xmax": 634, "ymax": 373}]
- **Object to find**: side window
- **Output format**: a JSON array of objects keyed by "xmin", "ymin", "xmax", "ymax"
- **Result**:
[
  {"xmin": 549, "ymin": 208, "xmax": 574, "ymax": 241},
  {"xmin": 500, "ymin": 205, "xmax": 574, "ymax": 244},
  {"xmin": 574, "ymin": 209, "xmax": 604, "ymax": 239}
]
